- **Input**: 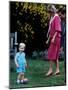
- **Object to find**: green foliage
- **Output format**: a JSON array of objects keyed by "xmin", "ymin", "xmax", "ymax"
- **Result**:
[
  {"xmin": 11, "ymin": 2, "xmax": 66, "ymax": 32},
  {"xmin": 11, "ymin": 2, "xmax": 50, "ymax": 42},
  {"xmin": 10, "ymin": 2, "xmax": 66, "ymax": 52}
]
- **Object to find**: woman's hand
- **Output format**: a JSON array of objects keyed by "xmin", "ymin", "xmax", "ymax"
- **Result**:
[
  {"xmin": 46, "ymin": 39, "xmax": 49, "ymax": 44},
  {"xmin": 47, "ymin": 33, "xmax": 49, "ymax": 38},
  {"xmin": 51, "ymin": 38, "xmax": 55, "ymax": 43},
  {"xmin": 46, "ymin": 36, "xmax": 50, "ymax": 44},
  {"xmin": 51, "ymin": 32, "xmax": 57, "ymax": 43}
]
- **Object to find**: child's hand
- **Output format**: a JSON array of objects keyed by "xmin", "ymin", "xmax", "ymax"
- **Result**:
[
  {"xmin": 25, "ymin": 63, "xmax": 27, "ymax": 68},
  {"xmin": 16, "ymin": 64, "xmax": 19, "ymax": 68}
]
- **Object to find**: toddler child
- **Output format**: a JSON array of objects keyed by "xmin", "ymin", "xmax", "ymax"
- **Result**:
[{"xmin": 14, "ymin": 43, "xmax": 28, "ymax": 84}]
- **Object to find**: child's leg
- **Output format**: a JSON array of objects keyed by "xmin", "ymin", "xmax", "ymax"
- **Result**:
[
  {"xmin": 20, "ymin": 73, "xmax": 25, "ymax": 83},
  {"xmin": 20, "ymin": 73, "xmax": 28, "ymax": 84},
  {"xmin": 21, "ymin": 73, "xmax": 24, "ymax": 80},
  {"xmin": 17, "ymin": 73, "xmax": 21, "ymax": 83},
  {"xmin": 46, "ymin": 60, "xmax": 53, "ymax": 76}
]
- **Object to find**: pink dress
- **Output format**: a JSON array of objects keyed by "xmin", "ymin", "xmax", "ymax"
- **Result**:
[{"xmin": 48, "ymin": 14, "xmax": 61, "ymax": 61}]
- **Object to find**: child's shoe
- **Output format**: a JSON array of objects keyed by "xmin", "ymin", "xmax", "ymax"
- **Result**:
[
  {"xmin": 16, "ymin": 80, "xmax": 20, "ymax": 84},
  {"xmin": 21, "ymin": 78, "xmax": 28, "ymax": 84},
  {"xmin": 20, "ymin": 80, "xmax": 24, "ymax": 84},
  {"xmin": 23, "ymin": 78, "xmax": 28, "ymax": 84}
]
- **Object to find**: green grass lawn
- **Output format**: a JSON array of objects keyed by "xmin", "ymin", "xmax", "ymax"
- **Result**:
[{"xmin": 9, "ymin": 59, "xmax": 66, "ymax": 89}]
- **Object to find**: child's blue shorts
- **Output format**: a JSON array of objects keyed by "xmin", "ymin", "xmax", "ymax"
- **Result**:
[{"xmin": 16, "ymin": 65, "xmax": 25, "ymax": 73}]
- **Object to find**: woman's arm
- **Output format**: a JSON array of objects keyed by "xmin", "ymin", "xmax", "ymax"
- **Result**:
[
  {"xmin": 46, "ymin": 36, "xmax": 50, "ymax": 44},
  {"xmin": 51, "ymin": 32, "xmax": 57, "ymax": 43}
]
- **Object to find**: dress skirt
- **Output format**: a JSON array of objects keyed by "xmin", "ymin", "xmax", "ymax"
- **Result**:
[{"xmin": 48, "ymin": 37, "xmax": 61, "ymax": 61}]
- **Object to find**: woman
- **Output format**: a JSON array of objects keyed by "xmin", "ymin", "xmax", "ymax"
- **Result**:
[{"xmin": 46, "ymin": 5, "xmax": 62, "ymax": 76}]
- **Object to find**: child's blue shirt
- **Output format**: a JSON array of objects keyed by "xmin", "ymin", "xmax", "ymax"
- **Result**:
[
  {"xmin": 15, "ymin": 52, "xmax": 26, "ymax": 73},
  {"xmin": 15, "ymin": 52, "xmax": 26, "ymax": 67}
]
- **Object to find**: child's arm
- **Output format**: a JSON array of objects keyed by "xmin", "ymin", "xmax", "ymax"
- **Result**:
[
  {"xmin": 14, "ymin": 54, "xmax": 19, "ymax": 67},
  {"xmin": 24, "ymin": 53, "xmax": 27, "ymax": 68},
  {"xmin": 25, "ymin": 59, "xmax": 27, "ymax": 68}
]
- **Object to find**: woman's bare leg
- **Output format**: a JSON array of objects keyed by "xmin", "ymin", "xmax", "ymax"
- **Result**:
[
  {"xmin": 54, "ymin": 59, "xmax": 60, "ymax": 75},
  {"xmin": 46, "ymin": 60, "xmax": 53, "ymax": 76}
]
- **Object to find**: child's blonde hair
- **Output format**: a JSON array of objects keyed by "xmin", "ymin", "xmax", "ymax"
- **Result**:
[
  {"xmin": 19, "ymin": 43, "xmax": 26, "ymax": 48},
  {"xmin": 19, "ymin": 43, "xmax": 25, "ymax": 51}
]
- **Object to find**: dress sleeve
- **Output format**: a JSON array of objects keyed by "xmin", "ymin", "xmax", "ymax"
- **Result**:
[{"xmin": 54, "ymin": 16, "xmax": 61, "ymax": 32}]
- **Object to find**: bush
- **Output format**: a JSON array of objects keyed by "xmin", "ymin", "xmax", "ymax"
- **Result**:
[
  {"xmin": 42, "ymin": 50, "xmax": 48, "ymax": 60},
  {"xmin": 31, "ymin": 50, "xmax": 65, "ymax": 60},
  {"xmin": 32, "ymin": 51, "xmax": 39, "ymax": 59},
  {"xmin": 32, "ymin": 50, "xmax": 47, "ymax": 59},
  {"xmin": 39, "ymin": 51, "xmax": 43, "ymax": 57}
]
